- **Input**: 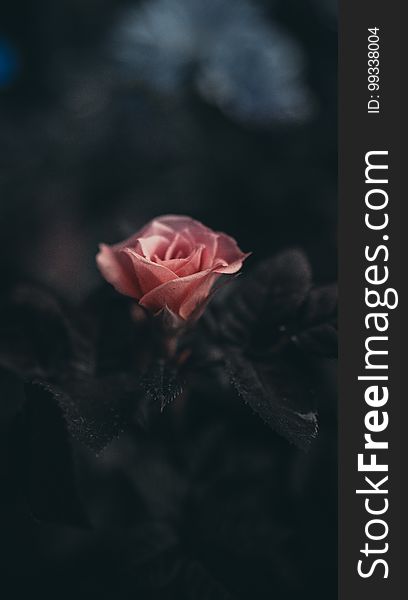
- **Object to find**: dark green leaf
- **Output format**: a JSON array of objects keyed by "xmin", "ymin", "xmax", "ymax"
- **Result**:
[
  {"xmin": 295, "ymin": 284, "xmax": 337, "ymax": 357},
  {"xmin": 142, "ymin": 360, "xmax": 183, "ymax": 413},
  {"xmin": 23, "ymin": 381, "xmax": 89, "ymax": 527},
  {"xmin": 218, "ymin": 250, "xmax": 312, "ymax": 348},
  {"xmin": 39, "ymin": 373, "xmax": 139, "ymax": 453},
  {"xmin": 0, "ymin": 284, "xmax": 77, "ymax": 379},
  {"xmin": 226, "ymin": 351, "xmax": 318, "ymax": 450}
]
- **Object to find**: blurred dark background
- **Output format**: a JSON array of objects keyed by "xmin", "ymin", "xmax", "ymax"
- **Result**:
[{"xmin": 0, "ymin": 1, "xmax": 337, "ymax": 598}]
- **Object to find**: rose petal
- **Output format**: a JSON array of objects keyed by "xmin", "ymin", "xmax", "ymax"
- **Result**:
[
  {"xmin": 173, "ymin": 245, "xmax": 205, "ymax": 277},
  {"xmin": 212, "ymin": 252, "xmax": 252, "ymax": 274},
  {"xmin": 139, "ymin": 269, "xmax": 217, "ymax": 319},
  {"xmin": 121, "ymin": 248, "xmax": 178, "ymax": 296},
  {"xmin": 153, "ymin": 244, "xmax": 204, "ymax": 276},
  {"xmin": 178, "ymin": 273, "xmax": 219, "ymax": 319},
  {"xmin": 152, "ymin": 256, "xmax": 190, "ymax": 272},
  {"xmin": 180, "ymin": 228, "xmax": 218, "ymax": 269},
  {"xmin": 136, "ymin": 218, "xmax": 175, "ymax": 240},
  {"xmin": 150, "ymin": 215, "xmax": 200, "ymax": 233},
  {"xmin": 135, "ymin": 235, "xmax": 170, "ymax": 260},
  {"xmin": 96, "ymin": 244, "xmax": 142, "ymax": 298},
  {"xmin": 111, "ymin": 220, "xmax": 174, "ymax": 252},
  {"xmin": 215, "ymin": 232, "xmax": 246, "ymax": 262},
  {"xmin": 199, "ymin": 234, "xmax": 218, "ymax": 269},
  {"xmin": 163, "ymin": 231, "xmax": 193, "ymax": 260},
  {"xmin": 153, "ymin": 215, "xmax": 220, "ymax": 262}
]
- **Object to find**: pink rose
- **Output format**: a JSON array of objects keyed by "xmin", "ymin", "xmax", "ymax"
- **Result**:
[{"xmin": 96, "ymin": 215, "xmax": 249, "ymax": 321}]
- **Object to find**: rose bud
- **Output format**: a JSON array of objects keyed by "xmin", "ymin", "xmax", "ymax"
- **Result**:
[{"xmin": 96, "ymin": 214, "xmax": 249, "ymax": 323}]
